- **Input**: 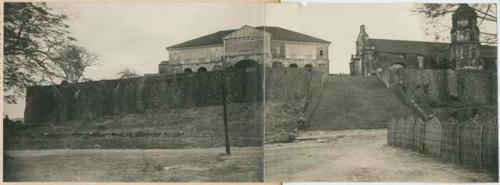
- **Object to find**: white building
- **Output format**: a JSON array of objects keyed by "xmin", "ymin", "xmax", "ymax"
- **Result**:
[{"xmin": 159, "ymin": 25, "xmax": 331, "ymax": 74}]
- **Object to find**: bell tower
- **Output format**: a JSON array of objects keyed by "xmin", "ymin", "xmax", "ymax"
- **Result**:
[
  {"xmin": 355, "ymin": 25, "xmax": 376, "ymax": 76},
  {"xmin": 449, "ymin": 4, "xmax": 481, "ymax": 69}
]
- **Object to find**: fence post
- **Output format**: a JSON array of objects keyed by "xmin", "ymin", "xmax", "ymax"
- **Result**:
[
  {"xmin": 480, "ymin": 122, "xmax": 484, "ymax": 169},
  {"xmin": 388, "ymin": 118, "xmax": 395, "ymax": 146},
  {"xmin": 439, "ymin": 122, "xmax": 444, "ymax": 158},
  {"xmin": 423, "ymin": 118, "xmax": 426, "ymax": 153},
  {"xmin": 411, "ymin": 117, "xmax": 416, "ymax": 149},
  {"xmin": 457, "ymin": 124, "xmax": 461, "ymax": 164}
]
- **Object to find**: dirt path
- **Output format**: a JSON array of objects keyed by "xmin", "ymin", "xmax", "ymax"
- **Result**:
[
  {"xmin": 265, "ymin": 129, "xmax": 496, "ymax": 182},
  {"xmin": 5, "ymin": 147, "xmax": 263, "ymax": 182}
]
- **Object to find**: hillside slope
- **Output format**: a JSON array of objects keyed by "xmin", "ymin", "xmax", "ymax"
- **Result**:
[
  {"xmin": 5, "ymin": 103, "xmax": 263, "ymax": 150},
  {"xmin": 308, "ymin": 76, "xmax": 414, "ymax": 130}
]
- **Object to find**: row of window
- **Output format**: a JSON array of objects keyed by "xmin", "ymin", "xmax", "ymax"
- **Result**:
[
  {"xmin": 182, "ymin": 67, "xmax": 210, "ymax": 73},
  {"xmin": 180, "ymin": 63, "xmax": 318, "ymax": 73},
  {"xmin": 170, "ymin": 48, "xmax": 224, "ymax": 61},
  {"xmin": 171, "ymin": 47, "xmax": 326, "ymax": 61},
  {"xmin": 275, "ymin": 47, "xmax": 325, "ymax": 56},
  {"xmin": 272, "ymin": 62, "xmax": 315, "ymax": 69}
]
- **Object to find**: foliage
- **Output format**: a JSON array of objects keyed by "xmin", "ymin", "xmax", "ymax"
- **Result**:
[
  {"xmin": 53, "ymin": 43, "xmax": 100, "ymax": 83},
  {"xmin": 117, "ymin": 69, "xmax": 140, "ymax": 79},
  {"xmin": 3, "ymin": 3, "xmax": 98, "ymax": 104},
  {"xmin": 413, "ymin": 3, "xmax": 497, "ymax": 44}
]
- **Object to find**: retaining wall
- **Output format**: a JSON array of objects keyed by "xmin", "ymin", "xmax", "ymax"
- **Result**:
[
  {"xmin": 24, "ymin": 68, "xmax": 323, "ymax": 124},
  {"xmin": 379, "ymin": 69, "xmax": 497, "ymax": 107}
]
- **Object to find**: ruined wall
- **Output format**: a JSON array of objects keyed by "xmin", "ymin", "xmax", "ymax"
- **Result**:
[
  {"xmin": 379, "ymin": 69, "xmax": 497, "ymax": 108},
  {"xmin": 265, "ymin": 68, "xmax": 323, "ymax": 102},
  {"xmin": 25, "ymin": 71, "xmax": 248, "ymax": 123},
  {"xmin": 25, "ymin": 68, "xmax": 323, "ymax": 124}
]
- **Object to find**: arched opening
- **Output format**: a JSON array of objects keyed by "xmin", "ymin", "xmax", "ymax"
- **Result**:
[
  {"xmin": 234, "ymin": 60, "xmax": 262, "ymax": 102},
  {"xmin": 183, "ymin": 68, "xmax": 193, "ymax": 73},
  {"xmin": 272, "ymin": 61, "xmax": 283, "ymax": 68},
  {"xmin": 197, "ymin": 67, "xmax": 207, "ymax": 72},
  {"xmin": 289, "ymin": 64, "xmax": 298, "ymax": 68},
  {"xmin": 304, "ymin": 64, "xmax": 313, "ymax": 71},
  {"xmin": 235, "ymin": 60, "xmax": 259, "ymax": 71}
]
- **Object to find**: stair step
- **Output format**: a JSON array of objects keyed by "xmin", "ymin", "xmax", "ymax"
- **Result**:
[{"xmin": 309, "ymin": 77, "xmax": 413, "ymax": 130}]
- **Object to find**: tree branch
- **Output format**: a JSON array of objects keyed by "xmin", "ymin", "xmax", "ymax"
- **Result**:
[
  {"xmin": 472, "ymin": 7, "xmax": 497, "ymax": 21},
  {"xmin": 478, "ymin": 4, "xmax": 491, "ymax": 26}
]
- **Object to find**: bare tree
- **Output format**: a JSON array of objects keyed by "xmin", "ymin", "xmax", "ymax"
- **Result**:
[
  {"xmin": 413, "ymin": 3, "xmax": 497, "ymax": 44},
  {"xmin": 53, "ymin": 43, "xmax": 100, "ymax": 83},
  {"xmin": 117, "ymin": 69, "xmax": 140, "ymax": 79}
]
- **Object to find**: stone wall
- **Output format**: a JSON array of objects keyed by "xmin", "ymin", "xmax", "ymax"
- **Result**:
[
  {"xmin": 265, "ymin": 68, "xmax": 323, "ymax": 102},
  {"xmin": 25, "ymin": 71, "xmax": 245, "ymax": 123},
  {"xmin": 379, "ymin": 69, "xmax": 497, "ymax": 108},
  {"xmin": 24, "ymin": 68, "xmax": 323, "ymax": 124}
]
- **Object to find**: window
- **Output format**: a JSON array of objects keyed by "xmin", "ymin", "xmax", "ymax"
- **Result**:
[
  {"xmin": 276, "ymin": 47, "xmax": 280, "ymax": 54},
  {"xmin": 319, "ymin": 50, "xmax": 324, "ymax": 56},
  {"xmin": 460, "ymin": 48, "xmax": 464, "ymax": 59},
  {"xmin": 213, "ymin": 65, "xmax": 222, "ymax": 71},
  {"xmin": 458, "ymin": 18, "xmax": 469, "ymax": 27},
  {"xmin": 458, "ymin": 30, "xmax": 465, "ymax": 41},
  {"xmin": 318, "ymin": 64, "xmax": 326, "ymax": 71},
  {"xmin": 471, "ymin": 47, "xmax": 477, "ymax": 58},
  {"xmin": 417, "ymin": 55, "xmax": 424, "ymax": 69},
  {"xmin": 272, "ymin": 62, "xmax": 282, "ymax": 68}
]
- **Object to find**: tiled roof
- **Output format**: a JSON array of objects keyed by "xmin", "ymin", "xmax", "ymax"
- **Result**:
[
  {"xmin": 370, "ymin": 39, "xmax": 450, "ymax": 55},
  {"xmin": 168, "ymin": 26, "xmax": 330, "ymax": 49},
  {"xmin": 258, "ymin": 26, "xmax": 330, "ymax": 44},
  {"xmin": 370, "ymin": 38, "xmax": 497, "ymax": 58},
  {"xmin": 167, "ymin": 30, "xmax": 234, "ymax": 49}
]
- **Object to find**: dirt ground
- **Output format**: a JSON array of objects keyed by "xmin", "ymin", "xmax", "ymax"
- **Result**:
[
  {"xmin": 265, "ymin": 129, "xmax": 497, "ymax": 182},
  {"xmin": 4, "ymin": 146, "xmax": 263, "ymax": 182}
]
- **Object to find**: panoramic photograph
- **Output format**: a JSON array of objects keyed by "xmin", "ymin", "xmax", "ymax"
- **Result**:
[
  {"xmin": 263, "ymin": 3, "xmax": 498, "ymax": 182},
  {"xmin": 2, "ymin": 1, "xmax": 498, "ymax": 183},
  {"xmin": 3, "ymin": 2, "xmax": 266, "ymax": 182}
]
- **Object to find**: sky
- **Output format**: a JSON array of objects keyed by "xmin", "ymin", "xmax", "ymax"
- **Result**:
[
  {"xmin": 58, "ymin": 3, "xmax": 430, "ymax": 79},
  {"xmin": 4, "ymin": 3, "xmax": 495, "ymax": 118}
]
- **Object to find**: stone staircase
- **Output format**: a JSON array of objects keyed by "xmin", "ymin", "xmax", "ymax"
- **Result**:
[{"xmin": 308, "ymin": 76, "xmax": 414, "ymax": 130}]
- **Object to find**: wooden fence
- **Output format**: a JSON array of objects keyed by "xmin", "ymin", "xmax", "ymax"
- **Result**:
[{"xmin": 388, "ymin": 115, "xmax": 498, "ymax": 172}]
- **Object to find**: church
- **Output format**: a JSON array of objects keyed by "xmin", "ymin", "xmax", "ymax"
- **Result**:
[
  {"xmin": 350, "ymin": 4, "xmax": 497, "ymax": 76},
  {"xmin": 159, "ymin": 25, "xmax": 330, "ymax": 74}
]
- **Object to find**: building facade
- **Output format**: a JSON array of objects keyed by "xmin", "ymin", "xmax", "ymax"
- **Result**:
[
  {"xmin": 449, "ymin": 4, "xmax": 482, "ymax": 69},
  {"xmin": 350, "ymin": 4, "xmax": 497, "ymax": 76},
  {"xmin": 159, "ymin": 25, "xmax": 330, "ymax": 74}
]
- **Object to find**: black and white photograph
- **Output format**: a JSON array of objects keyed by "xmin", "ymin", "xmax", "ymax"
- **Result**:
[{"xmin": 2, "ymin": 1, "xmax": 498, "ymax": 183}]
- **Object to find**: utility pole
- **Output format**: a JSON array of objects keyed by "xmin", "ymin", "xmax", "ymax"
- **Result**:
[{"xmin": 220, "ymin": 61, "xmax": 231, "ymax": 155}]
